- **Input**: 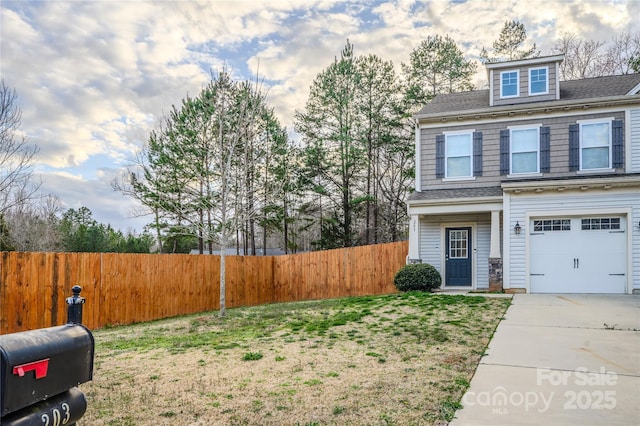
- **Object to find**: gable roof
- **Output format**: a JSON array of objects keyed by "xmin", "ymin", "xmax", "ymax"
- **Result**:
[{"xmin": 416, "ymin": 73, "xmax": 640, "ymax": 117}]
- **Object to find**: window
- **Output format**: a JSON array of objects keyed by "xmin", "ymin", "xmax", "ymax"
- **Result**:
[
  {"xmin": 449, "ymin": 230, "xmax": 468, "ymax": 258},
  {"xmin": 581, "ymin": 121, "xmax": 611, "ymax": 170},
  {"xmin": 436, "ymin": 132, "xmax": 482, "ymax": 179},
  {"xmin": 500, "ymin": 70, "xmax": 519, "ymax": 98},
  {"xmin": 533, "ymin": 219, "xmax": 571, "ymax": 232},
  {"xmin": 445, "ymin": 133, "xmax": 472, "ymax": 178},
  {"xmin": 510, "ymin": 128, "xmax": 539, "ymax": 174},
  {"xmin": 569, "ymin": 119, "xmax": 623, "ymax": 171},
  {"xmin": 501, "ymin": 126, "xmax": 549, "ymax": 175},
  {"xmin": 581, "ymin": 218, "xmax": 620, "ymax": 230},
  {"xmin": 529, "ymin": 67, "xmax": 548, "ymax": 95}
]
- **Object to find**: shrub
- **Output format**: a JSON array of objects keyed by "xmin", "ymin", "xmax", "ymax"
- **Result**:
[{"xmin": 393, "ymin": 263, "xmax": 441, "ymax": 292}]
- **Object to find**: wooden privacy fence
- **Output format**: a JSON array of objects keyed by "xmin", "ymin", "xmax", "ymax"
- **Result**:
[{"xmin": 0, "ymin": 241, "xmax": 408, "ymax": 334}]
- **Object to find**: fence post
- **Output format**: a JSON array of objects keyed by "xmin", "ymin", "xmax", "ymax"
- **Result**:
[{"xmin": 66, "ymin": 285, "xmax": 85, "ymax": 325}]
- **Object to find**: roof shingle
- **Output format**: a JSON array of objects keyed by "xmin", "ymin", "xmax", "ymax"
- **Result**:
[
  {"xmin": 408, "ymin": 187, "xmax": 503, "ymax": 202},
  {"xmin": 416, "ymin": 73, "xmax": 640, "ymax": 117}
]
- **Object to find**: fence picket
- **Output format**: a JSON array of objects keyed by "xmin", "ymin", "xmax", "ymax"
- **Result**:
[{"xmin": 0, "ymin": 241, "xmax": 406, "ymax": 333}]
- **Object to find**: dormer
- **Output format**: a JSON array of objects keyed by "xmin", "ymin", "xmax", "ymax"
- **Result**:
[{"xmin": 486, "ymin": 55, "xmax": 564, "ymax": 107}]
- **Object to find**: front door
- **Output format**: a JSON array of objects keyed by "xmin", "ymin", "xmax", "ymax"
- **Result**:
[{"xmin": 445, "ymin": 227, "xmax": 472, "ymax": 286}]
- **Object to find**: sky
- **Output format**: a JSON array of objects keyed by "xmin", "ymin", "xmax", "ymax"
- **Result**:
[{"xmin": 0, "ymin": 0, "xmax": 638, "ymax": 233}]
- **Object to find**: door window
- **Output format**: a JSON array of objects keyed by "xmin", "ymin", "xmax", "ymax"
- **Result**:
[
  {"xmin": 449, "ymin": 230, "xmax": 468, "ymax": 258},
  {"xmin": 581, "ymin": 218, "xmax": 621, "ymax": 230},
  {"xmin": 533, "ymin": 219, "xmax": 571, "ymax": 232}
]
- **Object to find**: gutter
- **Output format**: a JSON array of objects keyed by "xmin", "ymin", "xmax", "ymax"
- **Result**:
[
  {"xmin": 407, "ymin": 195, "xmax": 503, "ymax": 207},
  {"xmin": 415, "ymin": 94, "xmax": 640, "ymax": 124},
  {"xmin": 502, "ymin": 174, "xmax": 640, "ymax": 193}
]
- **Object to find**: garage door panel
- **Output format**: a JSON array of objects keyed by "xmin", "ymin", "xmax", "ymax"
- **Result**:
[{"xmin": 529, "ymin": 216, "xmax": 626, "ymax": 294}]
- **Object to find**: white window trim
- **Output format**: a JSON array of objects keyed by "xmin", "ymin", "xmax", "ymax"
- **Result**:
[
  {"xmin": 500, "ymin": 69, "xmax": 519, "ymax": 98},
  {"xmin": 508, "ymin": 124, "xmax": 541, "ymax": 176},
  {"xmin": 415, "ymin": 122, "xmax": 421, "ymax": 191},
  {"xmin": 443, "ymin": 176, "xmax": 477, "ymax": 182},
  {"xmin": 529, "ymin": 66, "xmax": 548, "ymax": 95},
  {"xmin": 489, "ymin": 70, "xmax": 495, "ymax": 106},
  {"xmin": 443, "ymin": 130, "xmax": 474, "ymax": 179},
  {"xmin": 555, "ymin": 61, "xmax": 560, "ymax": 99},
  {"xmin": 577, "ymin": 117, "xmax": 614, "ymax": 171}
]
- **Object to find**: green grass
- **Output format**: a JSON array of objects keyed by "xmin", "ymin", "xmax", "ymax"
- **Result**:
[
  {"xmin": 86, "ymin": 292, "xmax": 511, "ymax": 426},
  {"xmin": 242, "ymin": 351, "xmax": 263, "ymax": 361},
  {"xmin": 97, "ymin": 292, "xmax": 501, "ymax": 355}
]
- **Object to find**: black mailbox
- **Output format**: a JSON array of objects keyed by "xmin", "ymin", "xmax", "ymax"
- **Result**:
[
  {"xmin": 0, "ymin": 324, "xmax": 94, "ymax": 417},
  {"xmin": 0, "ymin": 387, "xmax": 87, "ymax": 426}
]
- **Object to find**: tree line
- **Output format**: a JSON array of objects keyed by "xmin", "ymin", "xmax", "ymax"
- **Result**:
[
  {"xmin": 1, "ymin": 22, "xmax": 639, "ymax": 254},
  {"xmin": 116, "ymin": 36, "xmax": 477, "ymax": 254},
  {"xmin": 0, "ymin": 203, "xmax": 154, "ymax": 253}
]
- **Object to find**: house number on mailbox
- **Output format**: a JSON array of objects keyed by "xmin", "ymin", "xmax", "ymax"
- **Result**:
[{"xmin": 40, "ymin": 402, "xmax": 71, "ymax": 426}]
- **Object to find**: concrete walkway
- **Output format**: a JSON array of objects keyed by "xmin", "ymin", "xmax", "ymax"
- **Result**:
[{"xmin": 450, "ymin": 294, "xmax": 640, "ymax": 425}]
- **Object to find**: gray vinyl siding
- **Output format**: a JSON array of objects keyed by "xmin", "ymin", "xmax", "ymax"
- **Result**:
[
  {"xmin": 418, "ymin": 213, "xmax": 494, "ymax": 289},
  {"xmin": 492, "ymin": 64, "xmax": 558, "ymax": 106},
  {"xmin": 632, "ymin": 109, "xmax": 640, "ymax": 172},
  {"xmin": 418, "ymin": 217, "xmax": 442, "ymax": 271},
  {"xmin": 419, "ymin": 111, "xmax": 626, "ymax": 190},
  {"xmin": 506, "ymin": 189, "xmax": 639, "ymax": 291}
]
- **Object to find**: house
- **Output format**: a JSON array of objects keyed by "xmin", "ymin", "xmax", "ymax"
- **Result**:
[
  {"xmin": 407, "ymin": 54, "xmax": 640, "ymax": 294},
  {"xmin": 189, "ymin": 248, "xmax": 287, "ymax": 256}
]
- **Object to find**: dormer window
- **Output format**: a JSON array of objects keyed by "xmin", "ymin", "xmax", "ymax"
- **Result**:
[
  {"xmin": 529, "ymin": 67, "xmax": 548, "ymax": 95},
  {"xmin": 500, "ymin": 70, "xmax": 519, "ymax": 98},
  {"xmin": 487, "ymin": 55, "xmax": 564, "ymax": 106}
]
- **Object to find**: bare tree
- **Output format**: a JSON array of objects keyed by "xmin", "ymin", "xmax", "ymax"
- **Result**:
[
  {"xmin": 554, "ymin": 32, "xmax": 608, "ymax": 80},
  {"xmin": 118, "ymin": 71, "xmax": 286, "ymax": 317},
  {"xmin": 5, "ymin": 194, "xmax": 64, "ymax": 251},
  {"xmin": 180, "ymin": 75, "xmax": 284, "ymax": 316},
  {"xmin": 605, "ymin": 31, "xmax": 640, "ymax": 75},
  {"xmin": 554, "ymin": 31, "xmax": 640, "ymax": 80},
  {"xmin": 0, "ymin": 80, "xmax": 40, "ymax": 215}
]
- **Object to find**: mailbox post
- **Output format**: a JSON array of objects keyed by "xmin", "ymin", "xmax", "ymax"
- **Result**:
[
  {"xmin": 0, "ymin": 287, "xmax": 94, "ymax": 425},
  {"xmin": 66, "ymin": 285, "xmax": 85, "ymax": 325}
]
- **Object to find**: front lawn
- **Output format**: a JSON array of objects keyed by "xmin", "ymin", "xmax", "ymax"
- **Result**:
[{"xmin": 82, "ymin": 292, "xmax": 510, "ymax": 425}]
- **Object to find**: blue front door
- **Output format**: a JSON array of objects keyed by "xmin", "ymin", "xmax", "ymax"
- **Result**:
[{"xmin": 445, "ymin": 227, "xmax": 472, "ymax": 286}]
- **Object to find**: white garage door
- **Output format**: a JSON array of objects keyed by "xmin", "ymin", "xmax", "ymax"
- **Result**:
[{"xmin": 529, "ymin": 216, "xmax": 626, "ymax": 293}]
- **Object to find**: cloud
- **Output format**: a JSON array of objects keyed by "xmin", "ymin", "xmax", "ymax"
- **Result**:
[
  {"xmin": 2, "ymin": 0, "xmax": 638, "ymax": 232},
  {"xmin": 37, "ymin": 169, "xmax": 149, "ymax": 232}
]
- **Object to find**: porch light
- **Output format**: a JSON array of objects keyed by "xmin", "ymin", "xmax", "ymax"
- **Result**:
[{"xmin": 514, "ymin": 222, "xmax": 522, "ymax": 235}]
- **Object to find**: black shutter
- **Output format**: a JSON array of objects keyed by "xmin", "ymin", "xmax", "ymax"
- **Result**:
[
  {"xmin": 569, "ymin": 124, "xmax": 579, "ymax": 171},
  {"xmin": 540, "ymin": 126, "xmax": 551, "ymax": 173},
  {"xmin": 473, "ymin": 131, "xmax": 483, "ymax": 176},
  {"xmin": 612, "ymin": 119, "xmax": 624, "ymax": 169},
  {"xmin": 435, "ymin": 134, "xmax": 445, "ymax": 178},
  {"xmin": 499, "ymin": 129, "xmax": 509, "ymax": 175}
]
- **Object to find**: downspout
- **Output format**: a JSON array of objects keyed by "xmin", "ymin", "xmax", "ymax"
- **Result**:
[{"xmin": 415, "ymin": 121, "xmax": 421, "ymax": 192}]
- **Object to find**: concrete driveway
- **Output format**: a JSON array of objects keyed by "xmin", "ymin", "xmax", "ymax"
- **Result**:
[{"xmin": 451, "ymin": 294, "xmax": 640, "ymax": 425}]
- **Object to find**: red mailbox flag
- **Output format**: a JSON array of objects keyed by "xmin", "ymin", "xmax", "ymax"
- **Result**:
[{"xmin": 12, "ymin": 359, "xmax": 50, "ymax": 379}]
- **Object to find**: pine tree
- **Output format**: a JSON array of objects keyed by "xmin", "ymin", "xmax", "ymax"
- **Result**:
[
  {"xmin": 403, "ymin": 34, "xmax": 477, "ymax": 108},
  {"xmin": 480, "ymin": 20, "xmax": 540, "ymax": 63},
  {"xmin": 296, "ymin": 41, "xmax": 363, "ymax": 248}
]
